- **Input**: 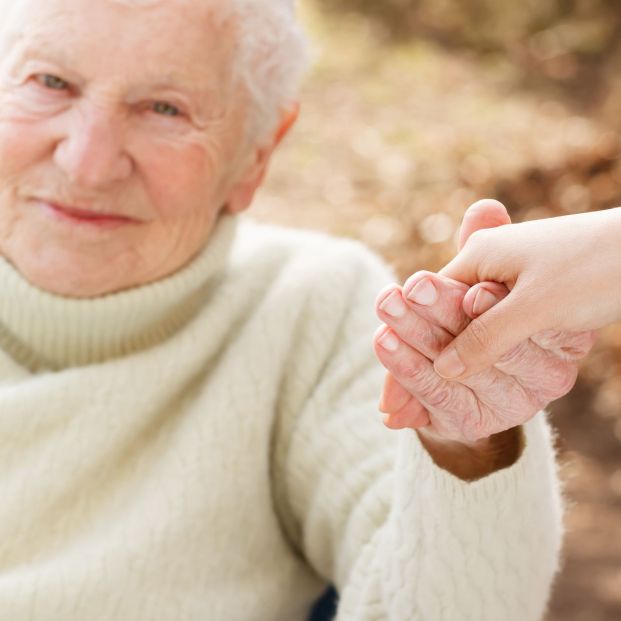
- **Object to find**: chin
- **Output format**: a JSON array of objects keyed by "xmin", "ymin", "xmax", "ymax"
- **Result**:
[
  {"xmin": 24, "ymin": 265, "xmax": 133, "ymax": 298},
  {"xmin": 8, "ymin": 248, "xmax": 143, "ymax": 299}
]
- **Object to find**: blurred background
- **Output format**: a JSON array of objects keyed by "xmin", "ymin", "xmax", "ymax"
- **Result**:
[{"xmin": 252, "ymin": 1, "xmax": 621, "ymax": 619}]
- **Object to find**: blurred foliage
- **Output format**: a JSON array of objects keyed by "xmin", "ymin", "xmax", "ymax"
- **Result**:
[
  {"xmin": 256, "ymin": 2, "xmax": 621, "ymax": 618},
  {"xmin": 316, "ymin": 0, "xmax": 621, "ymax": 106}
]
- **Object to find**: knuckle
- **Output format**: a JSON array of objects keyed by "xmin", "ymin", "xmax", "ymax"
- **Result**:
[
  {"xmin": 558, "ymin": 330, "xmax": 598, "ymax": 360},
  {"xmin": 534, "ymin": 329, "xmax": 596, "ymax": 360},
  {"xmin": 535, "ymin": 363, "xmax": 578, "ymax": 403},
  {"xmin": 584, "ymin": 330, "xmax": 599, "ymax": 351},
  {"xmin": 392, "ymin": 357, "xmax": 426, "ymax": 383},
  {"xmin": 392, "ymin": 356, "xmax": 450, "ymax": 406},
  {"xmin": 426, "ymin": 384, "xmax": 456, "ymax": 412},
  {"xmin": 551, "ymin": 366, "xmax": 579, "ymax": 399},
  {"xmin": 404, "ymin": 323, "xmax": 449, "ymax": 357}
]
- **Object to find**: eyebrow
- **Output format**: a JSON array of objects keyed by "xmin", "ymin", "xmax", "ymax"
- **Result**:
[
  {"xmin": 14, "ymin": 35, "xmax": 74, "ymax": 66},
  {"xmin": 14, "ymin": 41, "xmax": 219, "ymax": 104}
]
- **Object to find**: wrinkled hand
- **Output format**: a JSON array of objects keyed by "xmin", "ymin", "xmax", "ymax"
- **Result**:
[{"xmin": 373, "ymin": 271, "xmax": 595, "ymax": 444}]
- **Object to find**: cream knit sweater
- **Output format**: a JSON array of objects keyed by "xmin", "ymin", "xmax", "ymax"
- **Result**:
[{"xmin": 0, "ymin": 214, "xmax": 562, "ymax": 621}]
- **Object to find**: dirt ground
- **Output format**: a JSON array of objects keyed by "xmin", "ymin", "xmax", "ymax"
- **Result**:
[{"xmin": 253, "ymin": 3, "xmax": 621, "ymax": 618}]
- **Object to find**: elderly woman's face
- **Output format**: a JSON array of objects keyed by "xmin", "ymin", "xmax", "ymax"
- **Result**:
[{"xmin": 0, "ymin": 0, "xmax": 262, "ymax": 297}]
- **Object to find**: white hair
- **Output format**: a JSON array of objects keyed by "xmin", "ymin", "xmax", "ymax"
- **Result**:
[
  {"xmin": 231, "ymin": 0, "xmax": 309, "ymax": 144},
  {"xmin": 112, "ymin": 0, "xmax": 309, "ymax": 144}
]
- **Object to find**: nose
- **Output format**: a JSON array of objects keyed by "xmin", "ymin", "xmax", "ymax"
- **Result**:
[{"xmin": 53, "ymin": 104, "xmax": 133, "ymax": 189}]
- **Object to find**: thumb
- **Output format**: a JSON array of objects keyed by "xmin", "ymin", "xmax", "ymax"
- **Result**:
[
  {"xmin": 440, "ymin": 199, "xmax": 512, "ymax": 284},
  {"xmin": 457, "ymin": 198, "xmax": 511, "ymax": 251},
  {"xmin": 438, "ymin": 247, "xmax": 482, "ymax": 286},
  {"xmin": 433, "ymin": 294, "xmax": 538, "ymax": 380}
]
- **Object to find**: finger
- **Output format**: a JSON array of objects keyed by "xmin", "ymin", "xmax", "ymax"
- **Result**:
[
  {"xmin": 380, "ymin": 373, "xmax": 432, "ymax": 427},
  {"xmin": 381, "ymin": 378, "xmax": 430, "ymax": 429},
  {"xmin": 440, "ymin": 199, "xmax": 512, "ymax": 284},
  {"xmin": 473, "ymin": 338, "xmax": 579, "ymax": 405},
  {"xmin": 433, "ymin": 293, "xmax": 543, "ymax": 380},
  {"xmin": 374, "ymin": 325, "xmax": 466, "ymax": 413},
  {"xmin": 379, "ymin": 372, "xmax": 413, "ymax": 413},
  {"xmin": 460, "ymin": 283, "xmax": 580, "ymax": 400},
  {"xmin": 458, "ymin": 199, "xmax": 512, "ymax": 251},
  {"xmin": 375, "ymin": 325, "xmax": 546, "ymax": 441},
  {"xmin": 438, "ymin": 246, "xmax": 480, "ymax": 285},
  {"xmin": 464, "ymin": 284, "xmax": 596, "ymax": 361},
  {"xmin": 383, "ymin": 401, "xmax": 430, "ymax": 430},
  {"xmin": 376, "ymin": 286, "xmax": 454, "ymax": 360},
  {"xmin": 400, "ymin": 271, "xmax": 470, "ymax": 336},
  {"xmin": 463, "ymin": 282, "xmax": 510, "ymax": 319},
  {"xmin": 530, "ymin": 329, "xmax": 598, "ymax": 360}
]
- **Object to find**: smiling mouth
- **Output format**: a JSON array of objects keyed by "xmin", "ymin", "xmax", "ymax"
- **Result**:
[{"xmin": 35, "ymin": 199, "xmax": 140, "ymax": 228}]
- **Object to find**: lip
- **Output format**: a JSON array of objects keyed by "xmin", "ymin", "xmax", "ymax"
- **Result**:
[{"xmin": 34, "ymin": 199, "xmax": 140, "ymax": 229}]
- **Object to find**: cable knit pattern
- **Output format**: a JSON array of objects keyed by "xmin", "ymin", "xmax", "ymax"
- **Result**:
[{"xmin": 0, "ymin": 214, "xmax": 562, "ymax": 620}]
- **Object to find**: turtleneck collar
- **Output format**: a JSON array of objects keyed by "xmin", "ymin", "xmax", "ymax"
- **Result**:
[{"xmin": 0, "ymin": 214, "xmax": 238, "ymax": 371}]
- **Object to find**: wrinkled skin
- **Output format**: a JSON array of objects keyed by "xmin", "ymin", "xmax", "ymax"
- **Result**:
[
  {"xmin": 0, "ymin": 0, "xmax": 287, "ymax": 298},
  {"xmin": 374, "ymin": 272, "xmax": 596, "ymax": 443},
  {"xmin": 373, "ymin": 202, "xmax": 596, "ymax": 444}
]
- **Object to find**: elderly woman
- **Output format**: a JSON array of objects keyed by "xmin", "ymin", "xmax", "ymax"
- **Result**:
[{"xmin": 0, "ymin": 1, "xmax": 585, "ymax": 620}]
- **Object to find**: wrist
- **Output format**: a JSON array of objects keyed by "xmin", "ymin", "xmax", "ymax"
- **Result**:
[{"xmin": 416, "ymin": 426, "xmax": 525, "ymax": 481}]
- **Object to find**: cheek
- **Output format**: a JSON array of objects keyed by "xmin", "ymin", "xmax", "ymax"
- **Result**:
[
  {"xmin": 0, "ymin": 118, "xmax": 50, "ymax": 185},
  {"xmin": 0, "ymin": 88, "xmax": 59, "ymax": 182},
  {"xmin": 139, "ymin": 141, "xmax": 222, "ymax": 221},
  {"xmin": 0, "ymin": 87, "xmax": 64, "ymax": 120}
]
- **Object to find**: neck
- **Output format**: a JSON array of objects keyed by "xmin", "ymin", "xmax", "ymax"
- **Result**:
[{"xmin": 0, "ymin": 214, "xmax": 238, "ymax": 371}]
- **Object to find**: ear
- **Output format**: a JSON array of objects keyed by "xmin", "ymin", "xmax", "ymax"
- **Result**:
[{"xmin": 224, "ymin": 103, "xmax": 300, "ymax": 215}]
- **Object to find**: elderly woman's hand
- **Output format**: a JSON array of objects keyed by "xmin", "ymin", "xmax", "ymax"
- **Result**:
[{"xmin": 373, "ymin": 272, "xmax": 595, "ymax": 459}]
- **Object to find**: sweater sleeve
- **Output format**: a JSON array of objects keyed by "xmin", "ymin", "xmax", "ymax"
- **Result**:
[{"xmin": 272, "ymin": 240, "xmax": 563, "ymax": 621}]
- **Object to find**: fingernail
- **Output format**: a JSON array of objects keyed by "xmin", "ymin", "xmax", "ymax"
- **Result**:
[
  {"xmin": 379, "ymin": 291, "xmax": 407, "ymax": 317},
  {"xmin": 472, "ymin": 289, "xmax": 499, "ymax": 316},
  {"xmin": 406, "ymin": 278, "xmax": 438, "ymax": 306},
  {"xmin": 378, "ymin": 331, "xmax": 400, "ymax": 352},
  {"xmin": 434, "ymin": 349, "xmax": 465, "ymax": 379}
]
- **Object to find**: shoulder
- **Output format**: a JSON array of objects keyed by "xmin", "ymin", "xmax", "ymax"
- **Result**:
[{"xmin": 232, "ymin": 217, "xmax": 396, "ymax": 294}]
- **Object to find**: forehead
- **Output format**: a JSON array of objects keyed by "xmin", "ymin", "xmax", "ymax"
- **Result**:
[{"xmin": 1, "ymin": 0, "xmax": 238, "ymax": 92}]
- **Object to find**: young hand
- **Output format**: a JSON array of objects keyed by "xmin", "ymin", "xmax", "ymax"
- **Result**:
[{"xmin": 433, "ymin": 201, "xmax": 621, "ymax": 380}]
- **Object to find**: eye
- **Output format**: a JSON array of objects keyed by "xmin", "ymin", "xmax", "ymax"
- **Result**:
[
  {"xmin": 152, "ymin": 101, "xmax": 181, "ymax": 117},
  {"xmin": 35, "ymin": 73, "xmax": 70, "ymax": 91}
]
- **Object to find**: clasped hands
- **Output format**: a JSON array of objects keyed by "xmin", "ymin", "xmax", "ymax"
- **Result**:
[{"xmin": 373, "ymin": 201, "xmax": 596, "ymax": 479}]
